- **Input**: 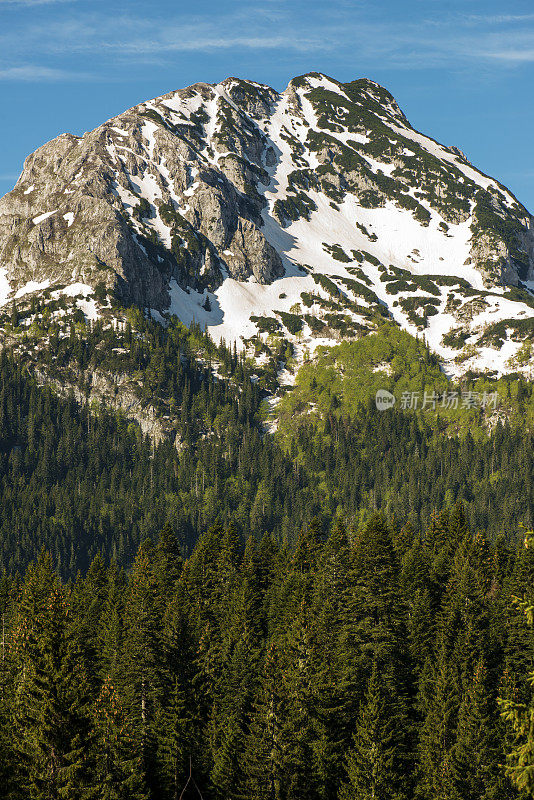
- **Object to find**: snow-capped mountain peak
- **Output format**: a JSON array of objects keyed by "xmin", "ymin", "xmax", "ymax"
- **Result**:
[{"xmin": 0, "ymin": 72, "xmax": 533, "ymax": 379}]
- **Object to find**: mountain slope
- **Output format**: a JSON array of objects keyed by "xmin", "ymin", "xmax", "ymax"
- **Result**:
[{"xmin": 0, "ymin": 72, "xmax": 533, "ymax": 380}]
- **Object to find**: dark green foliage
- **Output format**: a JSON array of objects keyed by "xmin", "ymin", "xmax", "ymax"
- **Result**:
[
  {"xmin": 0, "ymin": 504, "xmax": 531, "ymax": 799},
  {"xmin": 339, "ymin": 665, "xmax": 410, "ymax": 800},
  {"xmin": 322, "ymin": 243, "xmax": 352, "ymax": 262},
  {"xmin": 397, "ymin": 294, "xmax": 440, "ymax": 327},
  {"xmin": 250, "ymin": 315, "xmax": 281, "ymax": 334},
  {"xmin": 503, "ymin": 287, "xmax": 534, "ymax": 310},
  {"xmin": 479, "ymin": 317, "xmax": 534, "ymax": 348},
  {"xmin": 140, "ymin": 109, "xmax": 167, "ymax": 128},
  {"xmin": 273, "ymin": 191, "xmax": 317, "ymax": 224},
  {"xmin": 0, "ymin": 321, "xmax": 267, "ymax": 575},
  {"xmin": 312, "ymin": 273, "xmax": 342, "ymax": 296},
  {"xmin": 9, "ymin": 554, "xmax": 96, "ymax": 799},
  {"xmin": 1, "ymin": 319, "xmax": 534, "ymax": 581},
  {"xmin": 442, "ymin": 328, "xmax": 470, "ymax": 349},
  {"xmin": 133, "ymin": 197, "xmax": 152, "ymax": 221},
  {"xmin": 303, "ymin": 314, "xmax": 327, "ymax": 334},
  {"xmin": 276, "ymin": 310, "xmax": 304, "ymax": 335}
]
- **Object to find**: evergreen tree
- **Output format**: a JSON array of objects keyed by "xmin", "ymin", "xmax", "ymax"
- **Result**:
[
  {"xmin": 500, "ymin": 593, "xmax": 534, "ymax": 797},
  {"xmin": 339, "ymin": 664, "xmax": 409, "ymax": 800},
  {"xmin": 417, "ymin": 643, "xmax": 460, "ymax": 800},
  {"xmin": 454, "ymin": 658, "xmax": 508, "ymax": 800},
  {"xmin": 11, "ymin": 554, "xmax": 95, "ymax": 799},
  {"xmin": 92, "ymin": 677, "xmax": 148, "ymax": 800},
  {"xmin": 241, "ymin": 645, "xmax": 286, "ymax": 800},
  {"xmin": 117, "ymin": 541, "xmax": 164, "ymax": 792}
]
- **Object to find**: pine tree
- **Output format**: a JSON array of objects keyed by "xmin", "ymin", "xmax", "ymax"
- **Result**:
[
  {"xmin": 241, "ymin": 645, "xmax": 286, "ymax": 800},
  {"xmin": 278, "ymin": 612, "xmax": 320, "ymax": 800},
  {"xmin": 11, "ymin": 554, "xmax": 95, "ymax": 799},
  {"xmin": 159, "ymin": 575, "xmax": 205, "ymax": 799},
  {"xmin": 156, "ymin": 674, "xmax": 195, "ymax": 800},
  {"xmin": 92, "ymin": 676, "xmax": 148, "ymax": 800},
  {"xmin": 339, "ymin": 514, "xmax": 411, "ymax": 704},
  {"xmin": 339, "ymin": 664, "xmax": 409, "ymax": 800},
  {"xmin": 118, "ymin": 541, "xmax": 164, "ymax": 792},
  {"xmin": 417, "ymin": 643, "xmax": 460, "ymax": 800},
  {"xmin": 454, "ymin": 657, "xmax": 507, "ymax": 800},
  {"xmin": 0, "ymin": 570, "xmax": 15, "ymax": 798},
  {"xmin": 500, "ymin": 593, "xmax": 534, "ymax": 797},
  {"xmin": 399, "ymin": 537, "xmax": 435, "ymax": 669}
]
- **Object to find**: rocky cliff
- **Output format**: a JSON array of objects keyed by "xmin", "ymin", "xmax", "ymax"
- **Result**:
[{"xmin": 0, "ymin": 72, "xmax": 533, "ymax": 378}]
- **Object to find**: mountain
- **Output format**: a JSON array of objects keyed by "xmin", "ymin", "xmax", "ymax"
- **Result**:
[
  {"xmin": 2, "ymin": 73, "xmax": 534, "ymax": 800},
  {"xmin": 0, "ymin": 71, "xmax": 533, "ymax": 389}
]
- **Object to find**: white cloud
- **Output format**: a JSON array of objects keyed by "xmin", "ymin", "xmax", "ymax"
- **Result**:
[
  {"xmin": 0, "ymin": 0, "xmax": 74, "ymax": 5},
  {"xmin": 108, "ymin": 34, "xmax": 325, "ymax": 55},
  {"xmin": 483, "ymin": 49, "xmax": 534, "ymax": 63},
  {"xmin": 0, "ymin": 65, "xmax": 93, "ymax": 80},
  {"xmin": 0, "ymin": 4, "xmax": 533, "ymax": 77},
  {"xmin": 463, "ymin": 13, "xmax": 534, "ymax": 25}
]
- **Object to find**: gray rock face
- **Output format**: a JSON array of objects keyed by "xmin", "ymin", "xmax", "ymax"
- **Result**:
[
  {"xmin": 0, "ymin": 71, "xmax": 532, "ymax": 314},
  {"xmin": 0, "ymin": 84, "xmax": 285, "ymax": 308}
]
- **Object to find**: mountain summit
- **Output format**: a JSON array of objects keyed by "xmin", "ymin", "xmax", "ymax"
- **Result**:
[{"xmin": 0, "ymin": 72, "xmax": 533, "ymax": 377}]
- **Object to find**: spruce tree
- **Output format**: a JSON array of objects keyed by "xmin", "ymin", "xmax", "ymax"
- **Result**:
[
  {"xmin": 11, "ymin": 555, "xmax": 95, "ymax": 799},
  {"xmin": 417, "ymin": 644, "xmax": 460, "ymax": 800},
  {"xmin": 92, "ymin": 676, "xmax": 148, "ymax": 800},
  {"xmin": 454, "ymin": 657, "xmax": 507, "ymax": 800},
  {"xmin": 500, "ymin": 593, "xmax": 534, "ymax": 797},
  {"xmin": 241, "ymin": 645, "xmax": 285, "ymax": 800},
  {"xmin": 117, "ymin": 541, "xmax": 164, "ymax": 793},
  {"xmin": 339, "ymin": 664, "xmax": 409, "ymax": 800}
]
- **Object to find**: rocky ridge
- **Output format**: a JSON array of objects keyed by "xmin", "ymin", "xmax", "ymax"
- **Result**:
[{"xmin": 0, "ymin": 72, "xmax": 533, "ymax": 382}]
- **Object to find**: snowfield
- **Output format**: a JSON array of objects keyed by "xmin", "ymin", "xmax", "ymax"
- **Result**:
[
  {"xmin": 144, "ymin": 75, "xmax": 533, "ymax": 378},
  {"xmin": 3, "ymin": 72, "xmax": 532, "ymax": 383}
]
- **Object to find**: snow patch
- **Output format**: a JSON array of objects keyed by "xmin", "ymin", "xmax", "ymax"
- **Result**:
[
  {"xmin": 0, "ymin": 269, "xmax": 11, "ymax": 307},
  {"xmin": 15, "ymin": 279, "xmax": 50, "ymax": 298},
  {"xmin": 168, "ymin": 280, "xmax": 221, "ymax": 328},
  {"xmin": 141, "ymin": 121, "xmax": 158, "ymax": 160},
  {"xmin": 304, "ymin": 75, "xmax": 351, "ymax": 103},
  {"xmin": 361, "ymin": 155, "xmax": 396, "ymax": 176},
  {"xmin": 33, "ymin": 210, "xmax": 57, "ymax": 225},
  {"xmin": 52, "ymin": 282, "xmax": 93, "ymax": 299},
  {"xmin": 77, "ymin": 298, "xmax": 99, "ymax": 321}
]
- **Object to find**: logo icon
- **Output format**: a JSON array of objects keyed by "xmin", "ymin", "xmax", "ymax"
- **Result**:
[{"xmin": 375, "ymin": 389, "xmax": 396, "ymax": 411}]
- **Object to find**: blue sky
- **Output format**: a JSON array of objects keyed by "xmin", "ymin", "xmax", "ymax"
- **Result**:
[{"xmin": 0, "ymin": 0, "xmax": 533, "ymax": 209}]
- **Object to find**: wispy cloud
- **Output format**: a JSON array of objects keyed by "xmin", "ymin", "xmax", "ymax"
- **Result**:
[
  {"xmin": 0, "ymin": 3, "xmax": 533, "ymax": 80},
  {"xmin": 485, "ymin": 50, "xmax": 534, "ymax": 62},
  {"xmin": 19, "ymin": 13, "xmax": 328, "ymax": 56},
  {"xmin": 0, "ymin": 0, "xmax": 75, "ymax": 6},
  {"xmin": 464, "ymin": 28, "xmax": 534, "ymax": 65},
  {"xmin": 107, "ymin": 34, "xmax": 325, "ymax": 55},
  {"xmin": 0, "ymin": 65, "xmax": 94, "ymax": 80},
  {"xmin": 463, "ymin": 13, "xmax": 534, "ymax": 25},
  {"xmin": 0, "ymin": 10, "xmax": 330, "ymax": 77}
]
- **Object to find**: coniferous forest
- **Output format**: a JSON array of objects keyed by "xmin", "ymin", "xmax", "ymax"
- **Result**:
[
  {"xmin": 2, "ymin": 511, "xmax": 534, "ymax": 799},
  {"xmin": 1, "ymin": 324, "xmax": 534, "ymax": 798}
]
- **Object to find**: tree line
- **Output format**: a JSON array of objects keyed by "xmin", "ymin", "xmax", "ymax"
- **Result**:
[{"xmin": 0, "ymin": 340, "xmax": 533, "ymax": 577}]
